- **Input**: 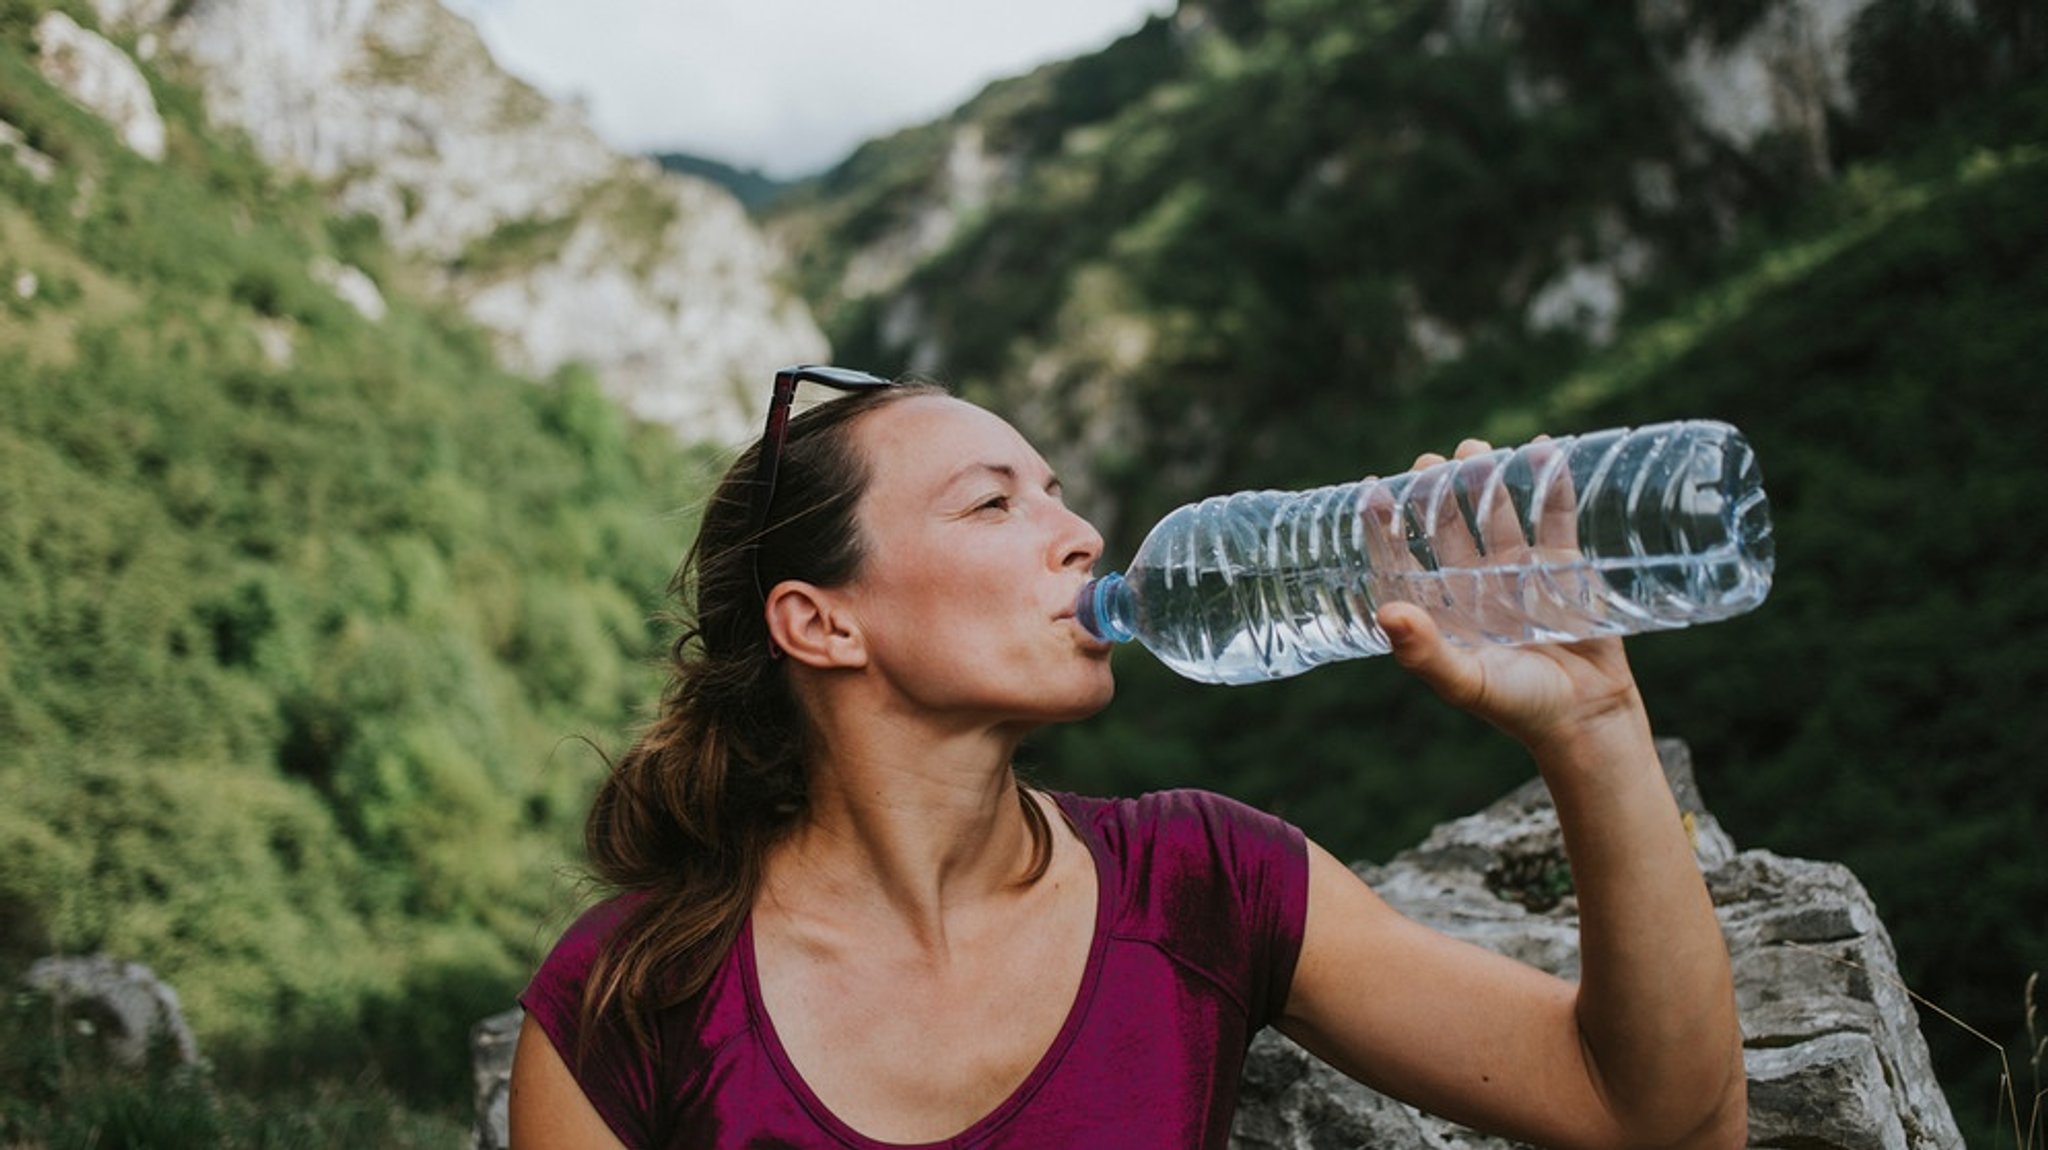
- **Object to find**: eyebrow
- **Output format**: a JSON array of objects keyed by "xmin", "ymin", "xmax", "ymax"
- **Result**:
[{"xmin": 942, "ymin": 462, "xmax": 1063, "ymax": 494}]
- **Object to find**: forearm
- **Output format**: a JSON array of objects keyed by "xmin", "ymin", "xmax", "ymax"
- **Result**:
[
  {"xmin": 1375, "ymin": 585, "xmax": 1746, "ymax": 1144},
  {"xmin": 1531, "ymin": 698, "xmax": 1746, "ymax": 1144}
]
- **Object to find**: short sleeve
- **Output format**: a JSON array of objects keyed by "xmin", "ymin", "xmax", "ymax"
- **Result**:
[
  {"xmin": 518, "ymin": 896, "xmax": 661, "ymax": 1148},
  {"xmin": 1078, "ymin": 789, "xmax": 1310, "ymax": 1032}
]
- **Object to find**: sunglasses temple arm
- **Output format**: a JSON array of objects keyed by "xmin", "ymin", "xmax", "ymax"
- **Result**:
[{"xmin": 749, "ymin": 374, "xmax": 805, "ymax": 529}]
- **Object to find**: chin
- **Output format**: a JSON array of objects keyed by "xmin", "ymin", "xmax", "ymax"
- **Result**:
[{"xmin": 1055, "ymin": 669, "xmax": 1117, "ymax": 723}]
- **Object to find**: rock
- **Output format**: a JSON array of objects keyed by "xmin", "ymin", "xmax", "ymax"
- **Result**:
[
  {"xmin": 1714, "ymin": 851, "xmax": 1963, "ymax": 1148},
  {"xmin": 471, "ymin": 1008, "xmax": 523, "ymax": 1150},
  {"xmin": 1, "ymin": 118, "xmax": 60, "ymax": 183},
  {"xmin": 1643, "ymin": 0, "xmax": 1870, "ymax": 181},
  {"xmin": 33, "ymin": 11, "xmax": 167, "ymax": 162},
  {"xmin": 1230, "ymin": 739, "xmax": 1964, "ymax": 1149},
  {"xmin": 163, "ymin": 0, "xmax": 610, "ymax": 261},
  {"xmin": 142, "ymin": 0, "xmax": 827, "ymax": 445},
  {"xmin": 24, "ymin": 954, "xmax": 200, "ymax": 1069},
  {"xmin": 252, "ymin": 317, "xmax": 294, "ymax": 367},
  {"xmin": 834, "ymin": 122, "xmax": 1013, "ymax": 304},
  {"xmin": 89, "ymin": 0, "xmax": 182, "ymax": 33},
  {"xmin": 310, "ymin": 256, "xmax": 387, "ymax": 322},
  {"xmin": 1522, "ymin": 210, "xmax": 1658, "ymax": 347},
  {"xmin": 455, "ymin": 176, "xmax": 822, "ymax": 438},
  {"xmin": 468, "ymin": 740, "xmax": 1963, "ymax": 1148}
]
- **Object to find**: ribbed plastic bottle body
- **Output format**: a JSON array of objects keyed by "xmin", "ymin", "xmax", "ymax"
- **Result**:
[{"xmin": 1082, "ymin": 420, "xmax": 1773, "ymax": 685}]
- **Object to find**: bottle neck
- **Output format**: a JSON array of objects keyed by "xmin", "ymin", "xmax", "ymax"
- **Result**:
[{"xmin": 1074, "ymin": 572, "xmax": 1135, "ymax": 643}]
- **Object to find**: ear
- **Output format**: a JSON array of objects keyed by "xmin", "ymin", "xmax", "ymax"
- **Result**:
[{"xmin": 764, "ymin": 581, "xmax": 868, "ymax": 669}]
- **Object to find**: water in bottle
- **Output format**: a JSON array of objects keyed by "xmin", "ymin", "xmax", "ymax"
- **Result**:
[{"xmin": 1074, "ymin": 421, "xmax": 1773, "ymax": 684}]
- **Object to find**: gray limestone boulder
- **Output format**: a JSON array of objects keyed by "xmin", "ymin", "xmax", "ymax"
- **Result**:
[
  {"xmin": 24, "ymin": 953, "xmax": 200, "ymax": 1070},
  {"xmin": 33, "ymin": 11, "xmax": 166, "ymax": 162},
  {"xmin": 472, "ymin": 1008, "xmax": 523, "ymax": 1150},
  {"xmin": 1229, "ymin": 739, "xmax": 1962, "ymax": 1149}
]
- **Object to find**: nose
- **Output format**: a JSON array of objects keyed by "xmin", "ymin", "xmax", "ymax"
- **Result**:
[{"xmin": 1054, "ymin": 503, "xmax": 1105, "ymax": 572}]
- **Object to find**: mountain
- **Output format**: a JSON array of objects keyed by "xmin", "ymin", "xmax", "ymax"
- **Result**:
[{"xmin": 107, "ymin": 0, "xmax": 827, "ymax": 444}]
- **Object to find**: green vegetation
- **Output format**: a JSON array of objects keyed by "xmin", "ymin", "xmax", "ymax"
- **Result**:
[
  {"xmin": 651, "ymin": 151, "xmax": 792, "ymax": 212},
  {"xmin": 452, "ymin": 209, "xmax": 579, "ymax": 280},
  {"xmin": 0, "ymin": 982, "xmax": 463, "ymax": 1148},
  {"xmin": 1, "ymin": 5, "xmax": 714, "ymax": 1136}
]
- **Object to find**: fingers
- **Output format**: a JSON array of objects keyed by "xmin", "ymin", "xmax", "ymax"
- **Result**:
[
  {"xmin": 1369, "ymin": 436, "xmax": 1533, "ymax": 649},
  {"xmin": 1409, "ymin": 438, "xmax": 1490, "ymax": 471},
  {"xmin": 1411, "ymin": 439, "xmax": 1521, "ymax": 567},
  {"xmin": 1525, "ymin": 437, "xmax": 1579, "ymax": 553},
  {"xmin": 1359, "ymin": 476, "xmax": 1419, "ymax": 580},
  {"xmin": 1469, "ymin": 451, "xmax": 1524, "ymax": 558}
]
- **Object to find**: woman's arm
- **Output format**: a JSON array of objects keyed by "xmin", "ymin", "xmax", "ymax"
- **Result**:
[
  {"xmin": 508, "ymin": 1013, "xmax": 629, "ymax": 1150},
  {"xmin": 1277, "ymin": 440, "xmax": 1746, "ymax": 1149}
]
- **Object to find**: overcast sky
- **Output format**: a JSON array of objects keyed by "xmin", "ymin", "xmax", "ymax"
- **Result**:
[{"xmin": 442, "ymin": 0, "xmax": 1176, "ymax": 179}]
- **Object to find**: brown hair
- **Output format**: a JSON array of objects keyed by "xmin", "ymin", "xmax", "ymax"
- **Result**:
[{"xmin": 577, "ymin": 381, "xmax": 1052, "ymax": 1049}]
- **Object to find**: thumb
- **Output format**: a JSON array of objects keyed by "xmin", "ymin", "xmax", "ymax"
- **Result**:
[{"xmin": 1380, "ymin": 602, "xmax": 1481, "ymax": 705}]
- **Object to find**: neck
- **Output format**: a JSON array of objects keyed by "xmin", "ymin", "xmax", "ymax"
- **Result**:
[{"xmin": 769, "ymin": 721, "xmax": 1042, "ymax": 950}]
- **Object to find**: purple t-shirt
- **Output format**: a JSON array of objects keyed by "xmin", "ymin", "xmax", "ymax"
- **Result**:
[{"xmin": 519, "ymin": 789, "xmax": 1309, "ymax": 1148}]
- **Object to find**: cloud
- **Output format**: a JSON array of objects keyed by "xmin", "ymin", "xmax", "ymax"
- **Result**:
[{"xmin": 446, "ymin": 0, "xmax": 1174, "ymax": 178}]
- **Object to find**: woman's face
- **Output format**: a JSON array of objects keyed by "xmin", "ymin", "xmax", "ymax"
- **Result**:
[{"xmin": 838, "ymin": 395, "xmax": 1115, "ymax": 728}]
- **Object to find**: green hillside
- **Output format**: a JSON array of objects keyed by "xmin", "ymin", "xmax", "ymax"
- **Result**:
[
  {"xmin": 649, "ymin": 151, "xmax": 794, "ymax": 212},
  {"xmin": 781, "ymin": 2, "xmax": 2048, "ymax": 1136},
  {"xmin": 1, "ymin": 4, "xmax": 716, "ymax": 1138}
]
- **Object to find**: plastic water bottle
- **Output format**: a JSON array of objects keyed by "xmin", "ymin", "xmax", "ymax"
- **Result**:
[{"xmin": 1074, "ymin": 420, "xmax": 1773, "ymax": 684}]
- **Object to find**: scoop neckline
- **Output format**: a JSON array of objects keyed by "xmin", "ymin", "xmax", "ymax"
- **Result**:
[{"xmin": 737, "ymin": 791, "xmax": 1114, "ymax": 1149}]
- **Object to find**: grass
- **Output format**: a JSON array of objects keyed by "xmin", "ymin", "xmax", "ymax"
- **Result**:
[
  {"xmin": 0, "ymin": 201, "xmax": 141, "ymax": 365},
  {"xmin": 1785, "ymin": 944, "xmax": 2045, "ymax": 1148},
  {"xmin": 0, "ymin": 980, "xmax": 469, "ymax": 1149}
]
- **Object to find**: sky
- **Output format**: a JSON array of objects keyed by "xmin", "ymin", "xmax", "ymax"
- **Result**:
[{"xmin": 442, "ymin": 0, "xmax": 1177, "ymax": 180}]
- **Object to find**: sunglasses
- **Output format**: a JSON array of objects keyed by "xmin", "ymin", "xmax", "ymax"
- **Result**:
[{"xmin": 745, "ymin": 364, "xmax": 897, "ymax": 597}]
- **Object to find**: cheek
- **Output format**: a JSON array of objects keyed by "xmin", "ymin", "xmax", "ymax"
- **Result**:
[
  {"xmin": 856, "ymin": 565, "xmax": 989, "ymax": 646},
  {"xmin": 866, "ymin": 571, "xmax": 1038, "ymax": 672},
  {"xmin": 878, "ymin": 550, "xmax": 1016, "ymax": 611}
]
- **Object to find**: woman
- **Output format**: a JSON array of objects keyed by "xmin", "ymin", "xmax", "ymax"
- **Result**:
[{"xmin": 509, "ymin": 367, "xmax": 1747, "ymax": 1149}]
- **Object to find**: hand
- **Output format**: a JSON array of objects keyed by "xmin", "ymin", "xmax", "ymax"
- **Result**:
[{"xmin": 1364, "ymin": 438, "xmax": 1647, "ymax": 755}]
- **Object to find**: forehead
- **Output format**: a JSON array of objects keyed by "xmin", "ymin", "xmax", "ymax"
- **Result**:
[{"xmin": 854, "ymin": 395, "xmax": 1045, "ymax": 497}]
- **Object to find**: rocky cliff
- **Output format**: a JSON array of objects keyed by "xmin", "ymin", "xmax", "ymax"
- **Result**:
[
  {"xmin": 765, "ymin": 0, "xmax": 2017, "ymax": 524},
  {"xmin": 787, "ymin": 0, "xmax": 1899, "ymax": 347},
  {"xmin": 85, "ymin": 0, "xmax": 825, "ymax": 444}
]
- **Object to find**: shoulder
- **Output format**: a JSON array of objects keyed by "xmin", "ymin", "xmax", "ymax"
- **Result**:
[
  {"xmin": 517, "ymin": 893, "xmax": 754, "ymax": 1144},
  {"xmin": 1056, "ymin": 787, "xmax": 1304, "ymax": 875},
  {"xmin": 1050, "ymin": 788, "xmax": 1306, "ymax": 938},
  {"xmin": 522, "ymin": 890, "xmax": 749, "ymax": 1049},
  {"xmin": 523, "ymin": 893, "xmax": 646, "ymax": 1021}
]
